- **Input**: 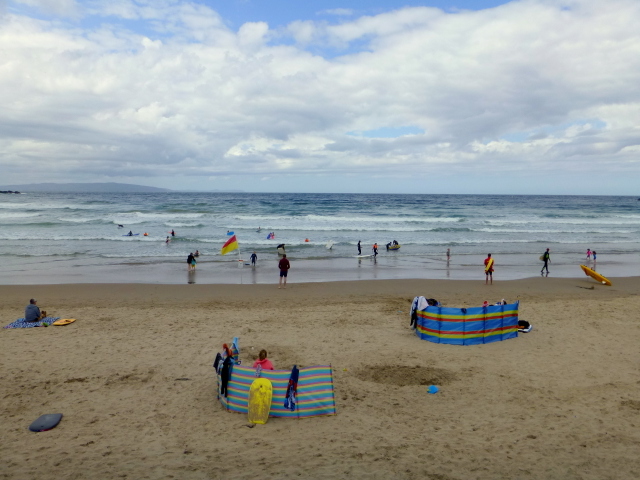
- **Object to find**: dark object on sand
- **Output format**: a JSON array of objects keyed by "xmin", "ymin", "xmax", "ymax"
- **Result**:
[{"xmin": 29, "ymin": 413, "xmax": 63, "ymax": 432}]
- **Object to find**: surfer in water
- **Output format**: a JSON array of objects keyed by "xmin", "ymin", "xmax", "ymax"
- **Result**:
[
  {"xmin": 171, "ymin": 229, "xmax": 175, "ymax": 237},
  {"xmin": 357, "ymin": 240, "xmax": 361, "ymax": 255},
  {"xmin": 372, "ymin": 243, "xmax": 378, "ymax": 257},
  {"xmin": 165, "ymin": 236, "xmax": 171, "ymax": 244},
  {"xmin": 127, "ymin": 231, "xmax": 133, "ymax": 236}
]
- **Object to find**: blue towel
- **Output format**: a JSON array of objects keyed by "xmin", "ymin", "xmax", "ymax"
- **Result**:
[
  {"xmin": 4, "ymin": 317, "xmax": 60, "ymax": 329},
  {"xmin": 284, "ymin": 365, "xmax": 300, "ymax": 411}
]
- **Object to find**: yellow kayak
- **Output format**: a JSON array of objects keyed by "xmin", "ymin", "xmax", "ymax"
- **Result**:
[{"xmin": 580, "ymin": 265, "xmax": 612, "ymax": 286}]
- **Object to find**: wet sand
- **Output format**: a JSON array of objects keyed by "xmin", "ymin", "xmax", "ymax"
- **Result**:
[
  {"xmin": 2, "ymin": 251, "xmax": 637, "ymax": 285},
  {"xmin": 1, "ymin": 277, "xmax": 640, "ymax": 479}
]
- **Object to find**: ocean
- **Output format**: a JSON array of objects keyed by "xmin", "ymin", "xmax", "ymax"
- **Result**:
[{"xmin": 1, "ymin": 192, "xmax": 639, "ymax": 284}]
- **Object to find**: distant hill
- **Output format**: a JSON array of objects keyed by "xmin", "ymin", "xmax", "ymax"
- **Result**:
[{"xmin": 0, "ymin": 182, "xmax": 172, "ymax": 193}]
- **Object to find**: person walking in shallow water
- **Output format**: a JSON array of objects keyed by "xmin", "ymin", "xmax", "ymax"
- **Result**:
[
  {"xmin": 484, "ymin": 253, "xmax": 494, "ymax": 285},
  {"xmin": 541, "ymin": 248, "xmax": 550, "ymax": 275},
  {"xmin": 278, "ymin": 254, "xmax": 290, "ymax": 289}
]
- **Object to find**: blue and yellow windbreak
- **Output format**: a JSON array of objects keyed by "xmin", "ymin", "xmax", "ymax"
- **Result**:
[
  {"xmin": 218, "ymin": 365, "xmax": 337, "ymax": 418},
  {"xmin": 415, "ymin": 302, "xmax": 519, "ymax": 345}
]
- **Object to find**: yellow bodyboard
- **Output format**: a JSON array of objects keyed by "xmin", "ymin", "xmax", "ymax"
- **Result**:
[
  {"xmin": 248, "ymin": 378, "xmax": 273, "ymax": 424},
  {"xmin": 580, "ymin": 265, "xmax": 611, "ymax": 286},
  {"xmin": 53, "ymin": 318, "xmax": 76, "ymax": 326}
]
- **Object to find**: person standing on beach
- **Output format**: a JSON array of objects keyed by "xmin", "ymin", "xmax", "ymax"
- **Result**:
[
  {"xmin": 592, "ymin": 251, "xmax": 597, "ymax": 263},
  {"xmin": 357, "ymin": 240, "xmax": 361, "ymax": 255},
  {"xmin": 541, "ymin": 248, "xmax": 550, "ymax": 275},
  {"xmin": 250, "ymin": 251, "xmax": 257, "ymax": 266},
  {"xmin": 372, "ymin": 243, "xmax": 378, "ymax": 257},
  {"xmin": 447, "ymin": 248, "xmax": 451, "ymax": 261},
  {"xmin": 484, "ymin": 253, "xmax": 494, "ymax": 285},
  {"xmin": 187, "ymin": 252, "xmax": 194, "ymax": 271},
  {"xmin": 586, "ymin": 248, "xmax": 591, "ymax": 260},
  {"xmin": 278, "ymin": 254, "xmax": 290, "ymax": 289}
]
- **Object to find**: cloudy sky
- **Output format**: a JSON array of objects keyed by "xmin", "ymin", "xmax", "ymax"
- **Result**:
[{"xmin": 1, "ymin": 0, "xmax": 639, "ymax": 194}]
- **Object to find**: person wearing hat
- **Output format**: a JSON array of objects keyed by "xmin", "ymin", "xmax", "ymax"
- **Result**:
[{"xmin": 25, "ymin": 298, "xmax": 47, "ymax": 322}]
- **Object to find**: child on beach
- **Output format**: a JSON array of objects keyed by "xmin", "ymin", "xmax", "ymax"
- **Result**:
[
  {"xmin": 586, "ymin": 249, "xmax": 591, "ymax": 260},
  {"xmin": 253, "ymin": 350, "xmax": 274, "ymax": 370}
]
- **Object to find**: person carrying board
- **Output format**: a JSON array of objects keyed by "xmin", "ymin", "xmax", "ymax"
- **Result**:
[{"xmin": 484, "ymin": 253, "xmax": 494, "ymax": 285}]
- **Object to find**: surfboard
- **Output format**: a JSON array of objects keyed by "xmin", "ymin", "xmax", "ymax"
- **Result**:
[
  {"xmin": 356, "ymin": 254, "xmax": 373, "ymax": 258},
  {"xmin": 580, "ymin": 265, "xmax": 612, "ymax": 286},
  {"xmin": 53, "ymin": 318, "xmax": 76, "ymax": 326},
  {"xmin": 248, "ymin": 378, "xmax": 273, "ymax": 424},
  {"xmin": 29, "ymin": 413, "xmax": 63, "ymax": 432},
  {"xmin": 122, "ymin": 234, "xmax": 139, "ymax": 236},
  {"xmin": 326, "ymin": 241, "xmax": 334, "ymax": 250}
]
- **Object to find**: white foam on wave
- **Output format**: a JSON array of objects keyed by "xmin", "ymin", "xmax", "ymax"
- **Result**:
[
  {"xmin": 115, "ymin": 212, "xmax": 205, "ymax": 220},
  {"xmin": 229, "ymin": 214, "xmax": 462, "ymax": 223},
  {"xmin": 0, "ymin": 202, "xmax": 99, "ymax": 210},
  {"xmin": 162, "ymin": 222, "xmax": 205, "ymax": 227},
  {"xmin": 0, "ymin": 212, "xmax": 41, "ymax": 219}
]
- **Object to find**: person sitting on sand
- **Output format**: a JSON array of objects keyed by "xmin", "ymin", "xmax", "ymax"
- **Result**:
[
  {"xmin": 25, "ymin": 298, "xmax": 47, "ymax": 322},
  {"xmin": 253, "ymin": 349, "xmax": 274, "ymax": 370}
]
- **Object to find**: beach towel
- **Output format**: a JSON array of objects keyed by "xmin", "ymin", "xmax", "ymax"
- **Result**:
[
  {"xmin": 4, "ymin": 317, "xmax": 60, "ymax": 329},
  {"xmin": 284, "ymin": 365, "xmax": 300, "ymax": 411}
]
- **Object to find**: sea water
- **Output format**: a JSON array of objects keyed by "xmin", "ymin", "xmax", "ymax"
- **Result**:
[{"xmin": 1, "ymin": 192, "xmax": 639, "ymax": 284}]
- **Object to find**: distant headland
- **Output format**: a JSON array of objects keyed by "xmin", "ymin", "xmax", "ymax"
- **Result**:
[
  {"xmin": 0, "ymin": 182, "xmax": 171, "ymax": 193},
  {"xmin": 0, "ymin": 182, "xmax": 244, "ymax": 193}
]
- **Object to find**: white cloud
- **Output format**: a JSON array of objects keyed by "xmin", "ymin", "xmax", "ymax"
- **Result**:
[
  {"xmin": 318, "ymin": 8, "xmax": 354, "ymax": 17},
  {"xmin": 12, "ymin": 0, "xmax": 79, "ymax": 17},
  {"xmin": 1, "ymin": 0, "xmax": 640, "ymax": 193}
]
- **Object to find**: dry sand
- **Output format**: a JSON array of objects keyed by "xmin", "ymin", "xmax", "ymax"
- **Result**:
[{"xmin": 1, "ymin": 277, "xmax": 640, "ymax": 480}]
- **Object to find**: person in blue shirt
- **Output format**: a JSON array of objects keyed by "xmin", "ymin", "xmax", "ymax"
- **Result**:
[{"xmin": 25, "ymin": 299, "xmax": 46, "ymax": 322}]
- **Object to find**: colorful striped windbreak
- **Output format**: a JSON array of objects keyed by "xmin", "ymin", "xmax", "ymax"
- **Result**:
[
  {"xmin": 415, "ymin": 301, "xmax": 520, "ymax": 345},
  {"xmin": 217, "ymin": 364, "xmax": 337, "ymax": 418}
]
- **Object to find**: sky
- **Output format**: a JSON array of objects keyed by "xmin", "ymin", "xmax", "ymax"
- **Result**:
[{"xmin": 1, "ymin": 0, "xmax": 639, "ymax": 194}]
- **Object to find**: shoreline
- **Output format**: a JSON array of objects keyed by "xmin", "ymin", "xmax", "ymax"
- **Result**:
[
  {"xmin": 2, "ymin": 276, "xmax": 640, "ymax": 308},
  {"xmin": 2, "ymin": 252, "xmax": 637, "ymax": 285}
]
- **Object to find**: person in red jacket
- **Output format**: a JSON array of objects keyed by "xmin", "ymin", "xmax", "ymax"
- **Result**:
[
  {"xmin": 278, "ymin": 254, "xmax": 290, "ymax": 289},
  {"xmin": 253, "ymin": 349, "xmax": 274, "ymax": 370}
]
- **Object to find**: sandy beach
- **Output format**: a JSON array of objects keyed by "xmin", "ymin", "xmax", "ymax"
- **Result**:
[{"xmin": 2, "ymin": 277, "xmax": 640, "ymax": 480}]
